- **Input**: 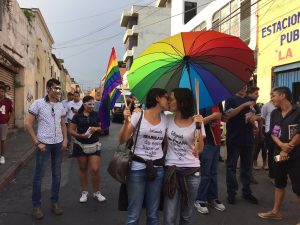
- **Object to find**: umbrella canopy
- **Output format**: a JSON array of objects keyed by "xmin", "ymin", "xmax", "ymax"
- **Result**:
[{"xmin": 127, "ymin": 30, "xmax": 256, "ymax": 109}]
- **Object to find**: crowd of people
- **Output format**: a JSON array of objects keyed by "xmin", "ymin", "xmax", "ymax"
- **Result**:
[{"xmin": 1, "ymin": 78, "xmax": 298, "ymax": 225}]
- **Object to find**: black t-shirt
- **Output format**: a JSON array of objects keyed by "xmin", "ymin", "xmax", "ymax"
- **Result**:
[
  {"xmin": 270, "ymin": 106, "xmax": 300, "ymax": 159},
  {"xmin": 71, "ymin": 111, "xmax": 100, "ymax": 144},
  {"xmin": 225, "ymin": 96, "xmax": 254, "ymax": 146}
]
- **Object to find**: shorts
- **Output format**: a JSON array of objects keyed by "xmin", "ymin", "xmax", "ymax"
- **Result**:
[
  {"xmin": 274, "ymin": 157, "xmax": 300, "ymax": 196},
  {"xmin": 72, "ymin": 143, "xmax": 101, "ymax": 157},
  {"xmin": 0, "ymin": 124, "xmax": 8, "ymax": 141}
]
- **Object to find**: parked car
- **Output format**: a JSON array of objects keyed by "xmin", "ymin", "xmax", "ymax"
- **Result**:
[
  {"xmin": 111, "ymin": 95, "xmax": 127, "ymax": 123},
  {"xmin": 93, "ymin": 100, "xmax": 109, "ymax": 135}
]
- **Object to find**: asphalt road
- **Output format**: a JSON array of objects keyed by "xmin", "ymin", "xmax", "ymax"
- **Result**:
[{"xmin": 0, "ymin": 122, "xmax": 299, "ymax": 225}]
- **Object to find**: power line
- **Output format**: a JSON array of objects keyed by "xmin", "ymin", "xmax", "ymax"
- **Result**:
[
  {"xmin": 53, "ymin": 0, "xmax": 156, "ymax": 47},
  {"xmin": 49, "ymin": 0, "xmax": 148, "ymax": 24},
  {"xmin": 56, "ymin": 0, "xmax": 216, "ymax": 52}
]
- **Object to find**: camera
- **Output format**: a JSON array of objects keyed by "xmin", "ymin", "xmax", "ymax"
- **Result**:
[{"xmin": 274, "ymin": 155, "xmax": 280, "ymax": 162}]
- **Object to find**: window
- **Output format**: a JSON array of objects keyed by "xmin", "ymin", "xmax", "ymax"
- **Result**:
[
  {"xmin": 212, "ymin": 11, "xmax": 220, "ymax": 31},
  {"xmin": 43, "ymin": 77, "xmax": 45, "ymax": 96},
  {"xmin": 193, "ymin": 21, "xmax": 207, "ymax": 31},
  {"xmin": 126, "ymin": 57, "xmax": 133, "ymax": 71},
  {"xmin": 184, "ymin": 1, "xmax": 197, "ymax": 24},
  {"xmin": 50, "ymin": 65, "xmax": 53, "ymax": 77},
  {"xmin": 0, "ymin": 1, "xmax": 3, "ymax": 31},
  {"xmin": 127, "ymin": 17, "xmax": 138, "ymax": 29},
  {"xmin": 240, "ymin": 0, "xmax": 251, "ymax": 44},
  {"xmin": 35, "ymin": 81, "xmax": 38, "ymax": 99},
  {"xmin": 37, "ymin": 57, "xmax": 40, "ymax": 72}
]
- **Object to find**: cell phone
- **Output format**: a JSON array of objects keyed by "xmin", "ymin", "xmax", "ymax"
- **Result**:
[{"xmin": 274, "ymin": 155, "xmax": 280, "ymax": 162}]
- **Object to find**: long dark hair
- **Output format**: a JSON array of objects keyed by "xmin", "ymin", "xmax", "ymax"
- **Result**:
[
  {"xmin": 78, "ymin": 96, "xmax": 94, "ymax": 114},
  {"xmin": 172, "ymin": 88, "xmax": 195, "ymax": 119}
]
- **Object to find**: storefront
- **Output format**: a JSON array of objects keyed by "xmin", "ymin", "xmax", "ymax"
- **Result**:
[
  {"xmin": 257, "ymin": 0, "xmax": 300, "ymax": 103},
  {"xmin": 0, "ymin": 48, "xmax": 20, "ymax": 127}
]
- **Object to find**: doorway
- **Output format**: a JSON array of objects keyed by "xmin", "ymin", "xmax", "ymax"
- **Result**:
[{"xmin": 292, "ymin": 82, "xmax": 300, "ymax": 104}]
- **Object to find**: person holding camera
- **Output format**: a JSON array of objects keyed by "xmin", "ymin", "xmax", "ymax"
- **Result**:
[
  {"xmin": 119, "ymin": 88, "xmax": 169, "ymax": 225},
  {"xmin": 258, "ymin": 87, "xmax": 300, "ymax": 224},
  {"xmin": 163, "ymin": 88, "xmax": 204, "ymax": 225}
]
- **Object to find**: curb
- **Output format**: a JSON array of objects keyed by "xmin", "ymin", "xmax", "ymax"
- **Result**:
[{"xmin": 0, "ymin": 145, "xmax": 35, "ymax": 192}]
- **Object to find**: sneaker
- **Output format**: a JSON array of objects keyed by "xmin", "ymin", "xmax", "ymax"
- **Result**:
[
  {"xmin": 32, "ymin": 207, "xmax": 43, "ymax": 220},
  {"xmin": 51, "ymin": 203, "xmax": 63, "ymax": 215},
  {"xmin": 227, "ymin": 195, "xmax": 236, "ymax": 205},
  {"xmin": 194, "ymin": 200, "xmax": 209, "ymax": 214},
  {"xmin": 209, "ymin": 199, "xmax": 226, "ymax": 211},
  {"xmin": 79, "ymin": 191, "xmax": 88, "ymax": 203},
  {"xmin": 243, "ymin": 194, "xmax": 258, "ymax": 204},
  {"xmin": 93, "ymin": 191, "xmax": 106, "ymax": 202},
  {"xmin": 0, "ymin": 156, "xmax": 5, "ymax": 164}
]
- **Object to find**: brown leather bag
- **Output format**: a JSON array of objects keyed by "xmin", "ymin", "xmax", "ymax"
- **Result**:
[{"xmin": 107, "ymin": 111, "xmax": 143, "ymax": 183}]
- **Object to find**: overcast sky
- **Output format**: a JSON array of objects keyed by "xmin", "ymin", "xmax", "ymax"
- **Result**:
[{"xmin": 17, "ymin": 0, "xmax": 154, "ymax": 91}]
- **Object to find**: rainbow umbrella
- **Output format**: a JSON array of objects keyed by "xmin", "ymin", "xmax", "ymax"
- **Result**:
[{"xmin": 127, "ymin": 30, "xmax": 255, "ymax": 109}]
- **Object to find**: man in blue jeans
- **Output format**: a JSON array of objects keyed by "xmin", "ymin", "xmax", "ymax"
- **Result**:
[
  {"xmin": 195, "ymin": 105, "xmax": 226, "ymax": 214},
  {"xmin": 26, "ymin": 78, "xmax": 67, "ymax": 220},
  {"xmin": 224, "ymin": 85, "xmax": 259, "ymax": 205}
]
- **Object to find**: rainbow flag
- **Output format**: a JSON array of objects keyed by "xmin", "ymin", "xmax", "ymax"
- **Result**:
[
  {"xmin": 98, "ymin": 48, "xmax": 122, "ymax": 129},
  {"xmin": 101, "ymin": 47, "xmax": 122, "ymax": 99},
  {"xmin": 98, "ymin": 88, "xmax": 121, "ymax": 129}
]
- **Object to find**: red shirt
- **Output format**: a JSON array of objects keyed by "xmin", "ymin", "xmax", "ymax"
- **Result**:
[
  {"xmin": 0, "ymin": 98, "xmax": 13, "ymax": 124},
  {"xmin": 210, "ymin": 106, "xmax": 221, "ymax": 145}
]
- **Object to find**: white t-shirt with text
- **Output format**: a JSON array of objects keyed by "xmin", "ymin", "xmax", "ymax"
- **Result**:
[
  {"xmin": 130, "ymin": 111, "xmax": 167, "ymax": 170},
  {"xmin": 165, "ymin": 115, "xmax": 200, "ymax": 167}
]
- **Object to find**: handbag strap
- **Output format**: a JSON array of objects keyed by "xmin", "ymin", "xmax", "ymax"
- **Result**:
[{"xmin": 132, "ymin": 111, "xmax": 143, "ymax": 155}]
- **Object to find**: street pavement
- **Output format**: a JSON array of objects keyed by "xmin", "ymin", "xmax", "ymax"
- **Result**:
[{"xmin": 0, "ymin": 122, "xmax": 299, "ymax": 225}]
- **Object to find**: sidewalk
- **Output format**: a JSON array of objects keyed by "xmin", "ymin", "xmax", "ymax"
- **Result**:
[{"xmin": 0, "ymin": 129, "xmax": 35, "ymax": 192}]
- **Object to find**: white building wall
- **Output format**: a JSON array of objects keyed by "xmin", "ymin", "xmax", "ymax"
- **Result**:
[
  {"xmin": 130, "ymin": 5, "xmax": 171, "ymax": 57},
  {"xmin": 0, "ymin": 1, "xmax": 54, "ymax": 127},
  {"xmin": 171, "ymin": 0, "xmax": 257, "ymax": 50}
]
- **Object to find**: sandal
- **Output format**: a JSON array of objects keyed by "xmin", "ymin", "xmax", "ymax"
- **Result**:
[{"xmin": 258, "ymin": 211, "xmax": 282, "ymax": 220}]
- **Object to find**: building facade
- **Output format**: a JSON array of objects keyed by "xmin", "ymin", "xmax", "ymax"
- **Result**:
[
  {"xmin": 120, "ymin": 3, "xmax": 171, "ymax": 87},
  {"xmin": 257, "ymin": 0, "xmax": 300, "ymax": 103},
  {"xmin": 0, "ymin": 0, "xmax": 66, "ymax": 128}
]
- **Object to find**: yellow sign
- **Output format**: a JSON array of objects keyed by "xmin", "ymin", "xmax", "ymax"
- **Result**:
[{"xmin": 257, "ymin": 0, "xmax": 300, "ymax": 102}]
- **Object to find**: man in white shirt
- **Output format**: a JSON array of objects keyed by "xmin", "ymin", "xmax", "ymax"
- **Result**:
[
  {"xmin": 67, "ymin": 91, "xmax": 82, "ymax": 122},
  {"xmin": 261, "ymin": 97, "xmax": 276, "ymax": 182},
  {"xmin": 26, "ymin": 78, "xmax": 67, "ymax": 220},
  {"xmin": 61, "ymin": 92, "xmax": 73, "ymax": 148}
]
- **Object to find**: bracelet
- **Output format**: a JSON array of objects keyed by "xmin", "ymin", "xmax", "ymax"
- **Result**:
[{"xmin": 35, "ymin": 141, "xmax": 41, "ymax": 146}]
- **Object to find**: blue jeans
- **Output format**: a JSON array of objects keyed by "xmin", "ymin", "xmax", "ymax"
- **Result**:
[
  {"xmin": 164, "ymin": 174, "xmax": 200, "ymax": 225},
  {"xmin": 226, "ymin": 143, "xmax": 253, "ymax": 197},
  {"xmin": 127, "ymin": 167, "xmax": 164, "ymax": 225},
  {"xmin": 32, "ymin": 143, "xmax": 62, "ymax": 207},
  {"xmin": 196, "ymin": 145, "xmax": 219, "ymax": 202}
]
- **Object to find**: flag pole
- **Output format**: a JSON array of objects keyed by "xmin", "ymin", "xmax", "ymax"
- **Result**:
[{"xmin": 121, "ymin": 84, "xmax": 128, "ymax": 108}]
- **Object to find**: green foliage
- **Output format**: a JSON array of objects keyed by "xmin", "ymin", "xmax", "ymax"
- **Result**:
[{"xmin": 22, "ymin": 9, "xmax": 34, "ymax": 24}]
